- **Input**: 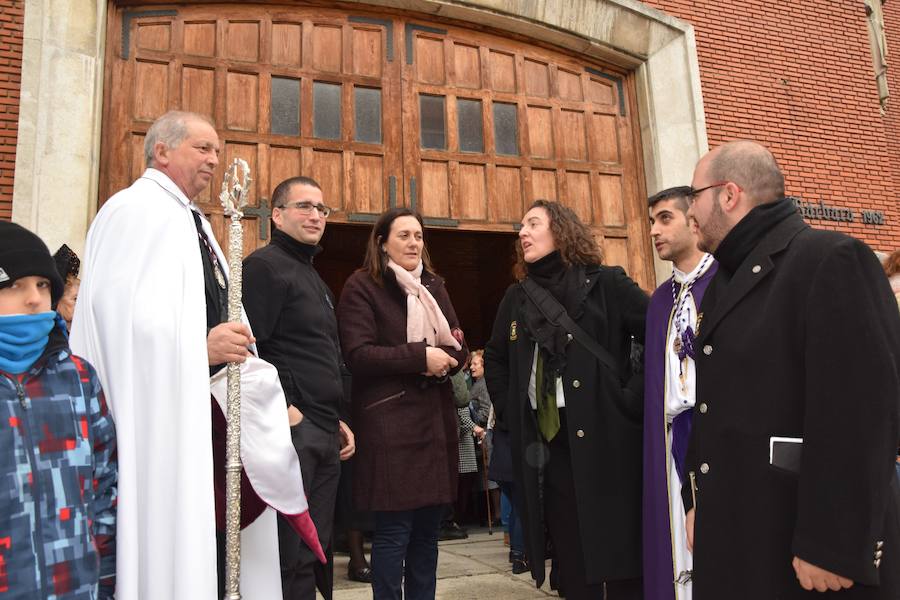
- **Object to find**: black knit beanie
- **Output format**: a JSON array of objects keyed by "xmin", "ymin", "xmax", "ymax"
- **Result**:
[{"xmin": 0, "ymin": 221, "xmax": 65, "ymax": 304}]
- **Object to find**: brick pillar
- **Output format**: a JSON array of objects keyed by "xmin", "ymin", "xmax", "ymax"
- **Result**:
[{"xmin": 0, "ymin": 0, "xmax": 23, "ymax": 221}]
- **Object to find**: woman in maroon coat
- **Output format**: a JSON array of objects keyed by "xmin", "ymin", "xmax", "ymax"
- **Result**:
[{"xmin": 337, "ymin": 208, "xmax": 468, "ymax": 600}]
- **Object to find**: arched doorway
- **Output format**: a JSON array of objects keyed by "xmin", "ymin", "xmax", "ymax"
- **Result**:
[{"xmin": 100, "ymin": 2, "xmax": 653, "ymax": 336}]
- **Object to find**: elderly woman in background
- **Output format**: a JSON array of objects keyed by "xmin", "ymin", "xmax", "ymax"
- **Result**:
[
  {"xmin": 484, "ymin": 199, "xmax": 648, "ymax": 599},
  {"xmin": 53, "ymin": 244, "xmax": 81, "ymax": 330},
  {"xmin": 884, "ymin": 249, "xmax": 900, "ymax": 307},
  {"xmin": 337, "ymin": 207, "xmax": 468, "ymax": 600}
]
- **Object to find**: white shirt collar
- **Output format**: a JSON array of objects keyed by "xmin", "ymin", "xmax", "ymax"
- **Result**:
[
  {"xmin": 140, "ymin": 168, "xmax": 193, "ymax": 209},
  {"xmin": 673, "ymin": 253, "xmax": 713, "ymax": 285}
]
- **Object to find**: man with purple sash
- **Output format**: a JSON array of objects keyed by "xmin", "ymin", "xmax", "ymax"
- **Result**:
[{"xmin": 643, "ymin": 186, "xmax": 716, "ymax": 600}]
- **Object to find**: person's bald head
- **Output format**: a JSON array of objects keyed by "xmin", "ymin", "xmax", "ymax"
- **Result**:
[{"xmin": 705, "ymin": 140, "xmax": 785, "ymax": 205}]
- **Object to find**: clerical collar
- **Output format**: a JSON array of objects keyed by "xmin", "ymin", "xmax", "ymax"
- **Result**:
[
  {"xmin": 714, "ymin": 197, "xmax": 796, "ymax": 275},
  {"xmin": 673, "ymin": 253, "xmax": 713, "ymax": 285},
  {"xmin": 271, "ymin": 228, "xmax": 322, "ymax": 263}
]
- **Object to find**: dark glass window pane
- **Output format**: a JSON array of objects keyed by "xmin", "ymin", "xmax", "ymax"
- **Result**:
[
  {"xmin": 419, "ymin": 94, "xmax": 446, "ymax": 150},
  {"xmin": 457, "ymin": 98, "xmax": 484, "ymax": 153},
  {"xmin": 354, "ymin": 87, "xmax": 382, "ymax": 144},
  {"xmin": 270, "ymin": 77, "xmax": 300, "ymax": 136},
  {"xmin": 493, "ymin": 102, "xmax": 519, "ymax": 156},
  {"xmin": 313, "ymin": 82, "xmax": 342, "ymax": 140}
]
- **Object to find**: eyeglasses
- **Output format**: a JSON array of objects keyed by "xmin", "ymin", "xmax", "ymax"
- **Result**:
[
  {"xmin": 278, "ymin": 201, "xmax": 332, "ymax": 217},
  {"xmin": 685, "ymin": 181, "xmax": 736, "ymax": 205}
]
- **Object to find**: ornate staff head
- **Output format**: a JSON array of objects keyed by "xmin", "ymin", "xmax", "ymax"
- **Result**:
[{"xmin": 219, "ymin": 158, "xmax": 252, "ymax": 221}]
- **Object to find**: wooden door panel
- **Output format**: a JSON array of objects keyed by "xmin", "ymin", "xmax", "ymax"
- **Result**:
[
  {"xmin": 526, "ymin": 106, "xmax": 553, "ymax": 158},
  {"xmin": 224, "ymin": 21, "xmax": 260, "ymax": 62},
  {"xmin": 489, "ymin": 166, "xmax": 523, "ymax": 223},
  {"xmin": 598, "ymin": 174, "xmax": 625, "ymax": 226},
  {"xmin": 452, "ymin": 44, "xmax": 481, "ymax": 89},
  {"xmin": 136, "ymin": 22, "xmax": 171, "ymax": 53},
  {"xmin": 351, "ymin": 154, "xmax": 385, "ymax": 214},
  {"xmin": 307, "ymin": 149, "xmax": 343, "ymax": 210},
  {"xmin": 566, "ymin": 171, "xmax": 592, "ymax": 223},
  {"xmin": 456, "ymin": 163, "xmax": 487, "ymax": 220},
  {"xmin": 531, "ymin": 169, "xmax": 558, "ymax": 201},
  {"xmin": 225, "ymin": 71, "xmax": 260, "ymax": 131},
  {"xmin": 351, "ymin": 27, "xmax": 382, "ymax": 77},
  {"xmin": 271, "ymin": 22, "xmax": 302, "ymax": 66},
  {"xmin": 419, "ymin": 160, "xmax": 450, "ymax": 218},
  {"xmin": 184, "ymin": 21, "xmax": 217, "ymax": 57},
  {"xmin": 488, "ymin": 51, "xmax": 516, "ymax": 92},
  {"xmin": 415, "ymin": 36, "xmax": 446, "ymax": 85},
  {"xmin": 311, "ymin": 25, "xmax": 342, "ymax": 73},
  {"xmin": 133, "ymin": 60, "xmax": 169, "ymax": 120},
  {"xmin": 603, "ymin": 236, "xmax": 630, "ymax": 274}
]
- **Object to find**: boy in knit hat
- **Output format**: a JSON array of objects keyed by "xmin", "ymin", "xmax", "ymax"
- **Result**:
[{"xmin": 0, "ymin": 221, "xmax": 117, "ymax": 598}]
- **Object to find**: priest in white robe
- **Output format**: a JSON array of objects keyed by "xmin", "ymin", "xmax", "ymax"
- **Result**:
[{"xmin": 71, "ymin": 110, "xmax": 323, "ymax": 600}]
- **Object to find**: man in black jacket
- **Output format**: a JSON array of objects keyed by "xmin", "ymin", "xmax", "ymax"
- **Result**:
[
  {"xmin": 683, "ymin": 140, "xmax": 900, "ymax": 599},
  {"xmin": 243, "ymin": 176, "xmax": 355, "ymax": 600}
]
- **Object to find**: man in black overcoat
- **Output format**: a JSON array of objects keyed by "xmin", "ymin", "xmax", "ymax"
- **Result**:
[{"xmin": 682, "ymin": 140, "xmax": 900, "ymax": 599}]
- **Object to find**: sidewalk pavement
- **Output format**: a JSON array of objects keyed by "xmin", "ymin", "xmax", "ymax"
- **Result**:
[{"xmin": 325, "ymin": 527, "xmax": 558, "ymax": 599}]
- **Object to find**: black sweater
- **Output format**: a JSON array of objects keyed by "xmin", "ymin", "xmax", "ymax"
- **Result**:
[{"xmin": 242, "ymin": 229, "xmax": 342, "ymax": 432}]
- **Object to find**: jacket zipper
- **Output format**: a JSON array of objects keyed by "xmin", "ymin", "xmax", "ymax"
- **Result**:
[
  {"xmin": 365, "ymin": 391, "xmax": 405, "ymax": 410},
  {"xmin": 15, "ymin": 378, "xmax": 50, "ymax": 600}
]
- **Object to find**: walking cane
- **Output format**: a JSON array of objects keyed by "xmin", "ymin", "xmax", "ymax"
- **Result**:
[
  {"xmin": 480, "ymin": 404, "xmax": 495, "ymax": 535},
  {"xmin": 220, "ymin": 158, "xmax": 251, "ymax": 600},
  {"xmin": 480, "ymin": 440, "xmax": 493, "ymax": 535}
]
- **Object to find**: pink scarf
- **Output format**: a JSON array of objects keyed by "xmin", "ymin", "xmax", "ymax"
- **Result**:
[{"xmin": 387, "ymin": 259, "xmax": 461, "ymax": 350}]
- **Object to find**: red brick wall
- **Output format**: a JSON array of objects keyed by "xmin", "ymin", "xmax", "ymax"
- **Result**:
[
  {"xmin": 644, "ymin": 0, "xmax": 900, "ymax": 251},
  {"xmin": 0, "ymin": 0, "xmax": 23, "ymax": 221}
]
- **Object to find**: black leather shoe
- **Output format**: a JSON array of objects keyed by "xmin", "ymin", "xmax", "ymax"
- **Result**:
[
  {"xmin": 347, "ymin": 565, "xmax": 372, "ymax": 583},
  {"xmin": 438, "ymin": 522, "xmax": 468, "ymax": 540},
  {"xmin": 511, "ymin": 558, "xmax": 529, "ymax": 574}
]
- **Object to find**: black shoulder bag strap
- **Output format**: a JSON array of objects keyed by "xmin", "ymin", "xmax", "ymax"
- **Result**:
[{"xmin": 520, "ymin": 278, "xmax": 619, "ymax": 373}]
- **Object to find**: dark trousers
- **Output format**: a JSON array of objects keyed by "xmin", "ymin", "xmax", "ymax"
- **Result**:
[
  {"xmin": 371, "ymin": 504, "xmax": 444, "ymax": 600},
  {"xmin": 279, "ymin": 417, "xmax": 341, "ymax": 600},
  {"xmin": 544, "ymin": 413, "xmax": 642, "ymax": 600}
]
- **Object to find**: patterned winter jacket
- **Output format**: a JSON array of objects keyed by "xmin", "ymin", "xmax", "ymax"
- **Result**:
[{"xmin": 0, "ymin": 326, "xmax": 117, "ymax": 599}]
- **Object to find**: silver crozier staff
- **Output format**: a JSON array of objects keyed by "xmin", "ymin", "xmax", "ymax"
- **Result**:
[{"xmin": 219, "ymin": 158, "xmax": 252, "ymax": 600}]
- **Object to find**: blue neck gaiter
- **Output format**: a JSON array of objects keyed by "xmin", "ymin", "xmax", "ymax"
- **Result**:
[{"xmin": 0, "ymin": 311, "xmax": 56, "ymax": 374}]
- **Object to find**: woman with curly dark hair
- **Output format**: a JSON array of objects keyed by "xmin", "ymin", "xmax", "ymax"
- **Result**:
[{"xmin": 484, "ymin": 199, "xmax": 649, "ymax": 599}]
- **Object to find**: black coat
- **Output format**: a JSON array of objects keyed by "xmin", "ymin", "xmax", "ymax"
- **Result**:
[
  {"xmin": 243, "ymin": 229, "xmax": 342, "ymax": 431},
  {"xmin": 685, "ymin": 212, "xmax": 900, "ymax": 599},
  {"xmin": 484, "ymin": 264, "xmax": 649, "ymax": 586}
]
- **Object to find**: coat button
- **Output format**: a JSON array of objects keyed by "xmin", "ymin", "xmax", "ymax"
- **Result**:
[
  {"xmin": 576, "ymin": 429, "xmax": 585, "ymax": 438},
  {"xmin": 877, "ymin": 541, "xmax": 884, "ymax": 550},
  {"xmin": 572, "ymin": 380, "xmax": 581, "ymax": 388},
  {"xmin": 752, "ymin": 265, "xmax": 762, "ymax": 274},
  {"xmin": 700, "ymin": 462, "xmax": 710, "ymax": 474},
  {"xmin": 703, "ymin": 345, "xmax": 713, "ymax": 356},
  {"xmin": 566, "ymin": 333, "xmax": 574, "ymax": 342},
  {"xmin": 875, "ymin": 558, "xmax": 881, "ymax": 568},
  {"xmin": 699, "ymin": 403, "xmax": 708, "ymax": 414},
  {"xmin": 875, "ymin": 549, "xmax": 883, "ymax": 559}
]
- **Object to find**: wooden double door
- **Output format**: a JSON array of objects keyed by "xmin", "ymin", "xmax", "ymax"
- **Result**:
[{"xmin": 101, "ymin": 2, "xmax": 652, "ymax": 289}]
